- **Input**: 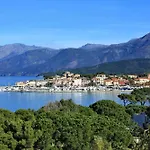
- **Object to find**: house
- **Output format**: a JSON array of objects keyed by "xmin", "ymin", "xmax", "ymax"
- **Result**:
[
  {"xmin": 104, "ymin": 79, "xmax": 113, "ymax": 86},
  {"xmin": 16, "ymin": 81, "xmax": 27, "ymax": 87},
  {"xmin": 111, "ymin": 78, "xmax": 119, "ymax": 86},
  {"xmin": 36, "ymin": 80, "xmax": 48, "ymax": 87},
  {"xmin": 96, "ymin": 74, "xmax": 107, "ymax": 78},
  {"xmin": 81, "ymin": 77, "xmax": 91, "ymax": 86},
  {"xmin": 118, "ymin": 79, "xmax": 129, "ymax": 86},
  {"xmin": 72, "ymin": 79, "xmax": 82, "ymax": 86},
  {"xmin": 26, "ymin": 80, "xmax": 36, "ymax": 87},
  {"xmin": 134, "ymin": 77, "xmax": 150, "ymax": 84},
  {"xmin": 92, "ymin": 74, "xmax": 107, "ymax": 85},
  {"xmin": 74, "ymin": 74, "xmax": 80, "ymax": 78}
]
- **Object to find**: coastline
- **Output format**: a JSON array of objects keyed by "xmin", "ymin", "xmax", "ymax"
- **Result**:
[{"xmin": 0, "ymin": 86, "xmax": 132, "ymax": 93}]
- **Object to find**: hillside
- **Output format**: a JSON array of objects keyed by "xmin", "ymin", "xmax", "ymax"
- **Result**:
[
  {"xmin": 31, "ymin": 32, "xmax": 150, "ymax": 73},
  {"xmin": 0, "ymin": 33, "xmax": 150, "ymax": 75},
  {"xmin": 0, "ymin": 49, "xmax": 60, "ymax": 75},
  {"xmin": 0, "ymin": 43, "xmax": 43, "ymax": 60},
  {"xmin": 69, "ymin": 58, "xmax": 150, "ymax": 75}
]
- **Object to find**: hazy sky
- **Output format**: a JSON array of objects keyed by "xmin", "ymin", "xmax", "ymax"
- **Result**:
[{"xmin": 0, "ymin": 0, "xmax": 150, "ymax": 48}]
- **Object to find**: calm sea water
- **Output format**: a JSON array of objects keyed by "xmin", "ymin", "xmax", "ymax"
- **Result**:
[{"xmin": 0, "ymin": 76, "xmax": 124, "ymax": 112}]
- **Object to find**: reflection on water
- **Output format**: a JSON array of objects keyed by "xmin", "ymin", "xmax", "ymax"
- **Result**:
[
  {"xmin": 0, "ymin": 91, "xmax": 124, "ymax": 112},
  {"xmin": 0, "ymin": 76, "xmax": 130, "ymax": 112}
]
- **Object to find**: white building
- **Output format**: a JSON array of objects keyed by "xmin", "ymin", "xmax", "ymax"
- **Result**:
[
  {"xmin": 72, "ymin": 79, "xmax": 82, "ymax": 86},
  {"xmin": 16, "ymin": 81, "xmax": 26, "ymax": 87},
  {"xmin": 92, "ymin": 74, "xmax": 107, "ymax": 85},
  {"xmin": 104, "ymin": 79, "xmax": 113, "ymax": 86},
  {"xmin": 81, "ymin": 77, "xmax": 91, "ymax": 86},
  {"xmin": 36, "ymin": 80, "xmax": 48, "ymax": 87},
  {"xmin": 134, "ymin": 78, "xmax": 150, "ymax": 84},
  {"xmin": 26, "ymin": 80, "xmax": 36, "ymax": 87}
]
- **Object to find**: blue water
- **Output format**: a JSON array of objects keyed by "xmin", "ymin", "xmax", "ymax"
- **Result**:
[
  {"xmin": 0, "ymin": 76, "xmax": 123, "ymax": 112},
  {"xmin": 133, "ymin": 113, "xmax": 147, "ymax": 127},
  {"xmin": 0, "ymin": 91, "xmax": 123, "ymax": 112}
]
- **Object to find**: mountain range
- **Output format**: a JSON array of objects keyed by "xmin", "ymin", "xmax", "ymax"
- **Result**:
[{"xmin": 0, "ymin": 33, "xmax": 150, "ymax": 75}]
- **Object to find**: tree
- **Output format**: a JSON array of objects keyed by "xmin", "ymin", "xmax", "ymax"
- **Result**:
[
  {"xmin": 15, "ymin": 109, "xmax": 35, "ymax": 121},
  {"xmin": 126, "ymin": 105, "xmax": 147, "ymax": 116},
  {"xmin": 0, "ymin": 99, "xmax": 138, "ymax": 150},
  {"xmin": 131, "ymin": 88, "xmax": 150, "ymax": 105},
  {"xmin": 89, "ymin": 100, "xmax": 131, "ymax": 126},
  {"xmin": 118, "ymin": 93, "xmax": 130, "ymax": 106}
]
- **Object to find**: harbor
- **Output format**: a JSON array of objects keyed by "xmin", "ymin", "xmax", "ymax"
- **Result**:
[
  {"xmin": 1, "ymin": 71, "xmax": 149, "ymax": 93},
  {"xmin": 0, "ymin": 85, "xmax": 137, "ymax": 93}
]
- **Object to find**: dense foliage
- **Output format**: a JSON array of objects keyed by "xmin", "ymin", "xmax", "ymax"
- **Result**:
[
  {"xmin": 89, "ymin": 100, "xmax": 131, "ymax": 126},
  {"xmin": 0, "ymin": 99, "xmax": 134, "ymax": 150},
  {"xmin": 125, "ymin": 105, "xmax": 148, "ymax": 116},
  {"xmin": 1, "ymin": 92, "xmax": 150, "ymax": 150}
]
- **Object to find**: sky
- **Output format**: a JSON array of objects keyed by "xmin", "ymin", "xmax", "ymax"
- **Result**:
[{"xmin": 0, "ymin": 0, "xmax": 150, "ymax": 48}]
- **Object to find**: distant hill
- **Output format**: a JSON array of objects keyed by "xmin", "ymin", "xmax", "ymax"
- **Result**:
[
  {"xmin": 80, "ymin": 43, "xmax": 109, "ymax": 51},
  {"xmin": 0, "ymin": 33, "xmax": 150, "ymax": 75},
  {"xmin": 0, "ymin": 43, "xmax": 55, "ymax": 60},
  {"xmin": 0, "ymin": 49, "xmax": 60, "ymax": 75},
  {"xmin": 69, "ymin": 58, "xmax": 150, "ymax": 75},
  {"xmin": 32, "ymin": 32, "xmax": 150, "ymax": 73}
]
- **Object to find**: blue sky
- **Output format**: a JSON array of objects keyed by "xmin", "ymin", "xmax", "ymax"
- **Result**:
[{"xmin": 0, "ymin": 0, "xmax": 150, "ymax": 48}]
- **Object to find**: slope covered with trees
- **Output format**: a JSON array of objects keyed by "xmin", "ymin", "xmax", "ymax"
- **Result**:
[
  {"xmin": 69, "ymin": 58, "xmax": 150, "ymax": 75},
  {"xmin": 0, "ymin": 100, "xmax": 133, "ymax": 150}
]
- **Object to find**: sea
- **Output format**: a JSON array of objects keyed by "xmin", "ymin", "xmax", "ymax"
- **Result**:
[{"xmin": 0, "ymin": 76, "xmax": 125, "ymax": 112}]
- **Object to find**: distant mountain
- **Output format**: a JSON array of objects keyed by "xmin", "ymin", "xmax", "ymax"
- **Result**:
[
  {"xmin": 80, "ymin": 43, "xmax": 108, "ymax": 51},
  {"xmin": 38, "ymin": 48, "xmax": 103, "ymax": 72},
  {"xmin": 38, "ymin": 32, "xmax": 150, "ymax": 72},
  {"xmin": 69, "ymin": 58, "xmax": 150, "ymax": 75},
  {"xmin": 0, "ymin": 33, "xmax": 150, "ymax": 75},
  {"xmin": 0, "ymin": 49, "xmax": 60, "ymax": 75},
  {"xmin": 0, "ymin": 43, "xmax": 55, "ymax": 60}
]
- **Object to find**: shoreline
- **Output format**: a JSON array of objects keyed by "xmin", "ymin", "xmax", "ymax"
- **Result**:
[{"xmin": 0, "ymin": 86, "xmax": 132, "ymax": 93}]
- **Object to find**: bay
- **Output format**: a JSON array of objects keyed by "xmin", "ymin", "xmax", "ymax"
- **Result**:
[{"xmin": 0, "ymin": 76, "xmax": 124, "ymax": 112}]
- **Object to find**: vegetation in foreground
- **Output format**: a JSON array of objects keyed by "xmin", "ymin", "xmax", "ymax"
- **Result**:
[{"xmin": 0, "ymin": 88, "xmax": 150, "ymax": 150}]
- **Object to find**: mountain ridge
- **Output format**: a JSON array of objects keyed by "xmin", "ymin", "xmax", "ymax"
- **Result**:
[
  {"xmin": 0, "ymin": 43, "xmax": 57, "ymax": 60},
  {"xmin": 0, "ymin": 32, "xmax": 150, "ymax": 75}
]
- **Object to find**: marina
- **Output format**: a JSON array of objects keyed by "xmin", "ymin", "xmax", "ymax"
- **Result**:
[{"xmin": 0, "ymin": 85, "xmax": 133, "ymax": 93}]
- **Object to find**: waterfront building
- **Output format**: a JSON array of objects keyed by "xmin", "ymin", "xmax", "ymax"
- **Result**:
[
  {"xmin": 26, "ymin": 80, "xmax": 36, "ymax": 87},
  {"xmin": 16, "ymin": 81, "xmax": 26, "ymax": 87},
  {"xmin": 72, "ymin": 79, "xmax": 82, "ymax": 86},
  {"xmin": 92, "ymin": 74, "xmax": 107, "ymax": 85},
  {"xmin": 81, "ymin": 77, "xmax": 91, "ymax": 87},
  {"xmin": 36, "ymin": 80, "xmax": 48, "ymax": 87},
  {"xmin": 104, "ymin": 79, "xmax": 113, "ymax": 86},
  {"xmin": 134, "ymin": 77, "xmax": 150, "ymax": 84}
]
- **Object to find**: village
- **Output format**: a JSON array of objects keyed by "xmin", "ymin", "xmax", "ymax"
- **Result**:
[{"xmin": 1, "ymin": 71, "xmax": 150, "ymax": 92}]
